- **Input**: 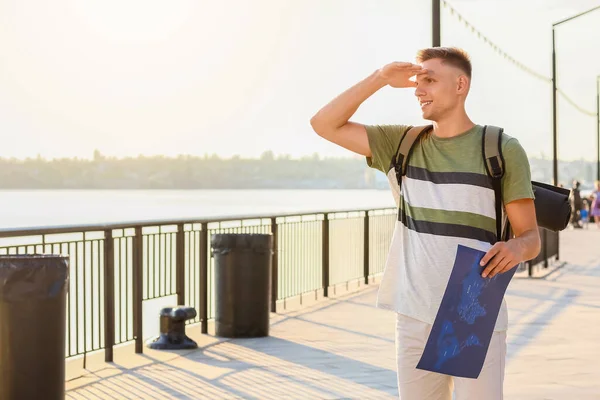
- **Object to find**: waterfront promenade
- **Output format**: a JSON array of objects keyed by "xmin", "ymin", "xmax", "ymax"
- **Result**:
[{"xmin": 66, "ymin": 228, "xmax": 600, "ymax": 399}]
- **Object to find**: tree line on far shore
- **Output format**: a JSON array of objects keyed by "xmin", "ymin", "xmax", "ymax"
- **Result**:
[
  {"xmin": 0, "ymin": 150, "xmax": 376, "ymax": 189},
  {"xmin": 0, "ymin": 150, "xmax": 592, "ymax": 189}
]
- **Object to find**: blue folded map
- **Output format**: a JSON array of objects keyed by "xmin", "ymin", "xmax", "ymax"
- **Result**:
[{"xmin": 416, "ymin": 244, "xmax": 516, "ymax": 378}]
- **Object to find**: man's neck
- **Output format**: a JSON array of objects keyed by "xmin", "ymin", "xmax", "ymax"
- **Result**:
[{"xmin": 431, "ymin": 112, "xmax": 475, "ymax": 139}]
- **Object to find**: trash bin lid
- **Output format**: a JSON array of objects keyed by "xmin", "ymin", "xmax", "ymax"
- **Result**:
[
  {"xmin": 211, "ymin": 233, "xmax": 273, "ymax": 253},
  {"xmin": 0, "ymin": 255, "xmax": 69, "ymax": 301}
]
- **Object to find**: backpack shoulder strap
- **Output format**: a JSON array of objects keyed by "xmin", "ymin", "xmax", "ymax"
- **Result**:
[
  {"xmin": 482, "ymin": 125, "xmax": 508, "ymax": 242},
  {"xmin": 482, "ymin": 125, "xmax": 505, "ymax": 180},
  {"xmin": 393, "ymin": 125, "xmax": 432, "ymax": 187}
]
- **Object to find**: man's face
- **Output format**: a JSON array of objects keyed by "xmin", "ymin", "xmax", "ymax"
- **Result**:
[{"xmin": 414, "ymin": 58, "xmax": 468, "ymax": 121}]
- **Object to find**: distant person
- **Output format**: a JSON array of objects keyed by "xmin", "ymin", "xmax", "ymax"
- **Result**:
[
  {"xmin": 310, "ymin": 47, "xmax": 540, "ymax": 399},
  {"xmin": 580, "ymin": 202, "xmax": 589, "ymax": 229},
  {"xmin": 570, "ymin": 180, "xmax": 583, "ymax": 229},
  {"xmin": 591, "ymin": 181, "xmax": 600, "ymax": 228}
]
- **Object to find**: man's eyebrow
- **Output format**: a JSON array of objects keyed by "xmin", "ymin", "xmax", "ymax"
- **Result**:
[{"xmin": 416, "ymin": 71, "xmax": 435, "ymax": 80}]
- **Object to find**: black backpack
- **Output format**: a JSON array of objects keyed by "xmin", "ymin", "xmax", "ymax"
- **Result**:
[{"xmin": 391, "ymin": 125, "xmax": 571, "ymax": 243}]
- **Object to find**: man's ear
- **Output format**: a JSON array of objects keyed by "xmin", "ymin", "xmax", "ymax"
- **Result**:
[{"xmin": 457, "ymin": 75, "xmax": 469, "ymax": 94}]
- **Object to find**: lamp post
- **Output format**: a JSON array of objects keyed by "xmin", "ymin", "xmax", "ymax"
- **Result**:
[
  {"xmin": 597, "ymin": 75, "xmax": 600, "ymax": 181},
  {"xmin": 552, "ymin": 5, "xmax": 600, "ymax": 186},
  {"xmin": 432, "ymin": 0, "xmax": 441, "ymax": 47}
]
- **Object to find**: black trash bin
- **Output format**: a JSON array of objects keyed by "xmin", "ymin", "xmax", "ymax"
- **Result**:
[
  {"xmin": 211, "ymin": 234, "xmax": 273, "ymax": 338},
  {"xmin": 0, "ymin": 254, "xmax": 69, "ymax": 400}
]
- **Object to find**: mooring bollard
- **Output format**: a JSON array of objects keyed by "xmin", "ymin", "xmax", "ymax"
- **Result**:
[{"xmin": 146, "ymin": 306, "xmax": 198, "ymax": 350}]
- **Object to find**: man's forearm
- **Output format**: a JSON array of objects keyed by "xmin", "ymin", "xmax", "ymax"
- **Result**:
[
  {"xmin": 310, "ymin": 70, "xmax": 387, "ymax": 131},
  {"xmin": 510, "ymin": 228, "xmax": 541, "ymax": 262}
]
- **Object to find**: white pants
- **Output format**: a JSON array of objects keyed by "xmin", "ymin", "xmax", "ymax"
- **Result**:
[{"xmin": 395, "ymin": 313, "xmax": 506, "ymax": 400}]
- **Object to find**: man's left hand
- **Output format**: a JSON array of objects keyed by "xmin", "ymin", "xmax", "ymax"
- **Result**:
[{"xmin": 480, "ymin": 240, "xmax": 523, "ymax": 278}]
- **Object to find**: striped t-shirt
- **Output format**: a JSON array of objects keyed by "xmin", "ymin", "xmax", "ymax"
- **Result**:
[{"xmin": 365, "ymin": 124, "xmax": 534, "ymax": 331}]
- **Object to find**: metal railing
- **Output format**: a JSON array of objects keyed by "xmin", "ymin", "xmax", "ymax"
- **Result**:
[
  {"xmin": 526, "ymin": 227, "xmax": 560, "ymax": 276},
  {"xmin": 0, "ymin": 207, "xmax": 397, "ymax": 362}
]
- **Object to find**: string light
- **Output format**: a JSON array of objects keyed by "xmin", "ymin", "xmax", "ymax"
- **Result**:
[
  {"xmin": 557, "ymin": 88, "xmax": 597, "ymax": 117},
  {"xmin": 442, "ymin": 0, "xmax": 597, "ymax": 117}
]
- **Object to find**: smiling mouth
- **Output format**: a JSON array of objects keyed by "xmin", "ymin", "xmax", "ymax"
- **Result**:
[{"xmin": 420, "ymin": 101, "xmax": 432, "ymax": 108}]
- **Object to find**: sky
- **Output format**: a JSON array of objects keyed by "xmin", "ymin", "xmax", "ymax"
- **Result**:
[{"xmin": 0, "ymin": 0, "xmax": 599, "ymax": 161}]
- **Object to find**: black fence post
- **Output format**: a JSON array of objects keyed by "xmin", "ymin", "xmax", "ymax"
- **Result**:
[
  {"xmin": 543, "ymin": 229, "xmax": 549, "ymax": 269},
  {"xmin": 322, "ymin": 214, "xmax": 330, "ymax": 297},
  {"xmin": 176, "ymin": 224, "xmax": 185, "ymax": 306},
  {"xmin": 132, "ymin": 227, "xmax": 144, "ymax": 353},
  {"xmin": 270, "ymin": 218, "xmax": 278, "ymax": 312},
  {"xmin": 200, "ymin": 223, "xmax": 208, "ymax": 334},
  {"xmin": 103, "ymin": 229, "xmax": 115, "ymax": 362},
  {"xmin": 555, "ymin": 230, "xmax": 560, "ymax": 261},
  {"xmin": 364, "ymin": 211, "xmax": 370, "ymax": 285}
]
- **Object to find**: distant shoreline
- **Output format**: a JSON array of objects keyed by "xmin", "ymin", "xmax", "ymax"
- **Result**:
[
  {"xmin": 0, "ymin": 187, "xmax": 389, "ymax": 191},
  {"xmin": 0, "ymin": 154, "xmax": 593, "ymax": 189}
]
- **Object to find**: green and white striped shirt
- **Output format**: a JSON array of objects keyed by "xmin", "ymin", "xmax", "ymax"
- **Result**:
[{"xmin": 366, "ymin": 124, "xmax": 534, "ymax": 331}]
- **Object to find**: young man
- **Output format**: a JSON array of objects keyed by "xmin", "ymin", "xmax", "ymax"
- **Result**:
[{"xmin": 310, "ymin": 47, "xmax": 540, "ymax": 399}]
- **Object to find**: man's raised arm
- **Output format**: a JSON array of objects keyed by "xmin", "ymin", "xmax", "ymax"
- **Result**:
[{"xmin": 309, "ymin": 62, "xmax": 425, "ymax": 157}]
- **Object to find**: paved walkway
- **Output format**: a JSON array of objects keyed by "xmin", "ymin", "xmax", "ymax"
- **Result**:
[{"xmin": 66, "ymin": 229, "xmax": 600, "ymax": 399}]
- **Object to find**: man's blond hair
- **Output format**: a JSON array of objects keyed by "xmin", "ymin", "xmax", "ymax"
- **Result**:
[{"xmin": 416, "ymin": 47, "xmax": 472, "ymax": 79}]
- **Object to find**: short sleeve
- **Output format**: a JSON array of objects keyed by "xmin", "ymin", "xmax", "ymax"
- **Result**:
[
  {"xmin": 364, "ymin": 124, "xmax": 411, "ymax": 174},
  {"xmin": 501, "ymin": 137, "xmax": 535, "ymax": 204}
]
